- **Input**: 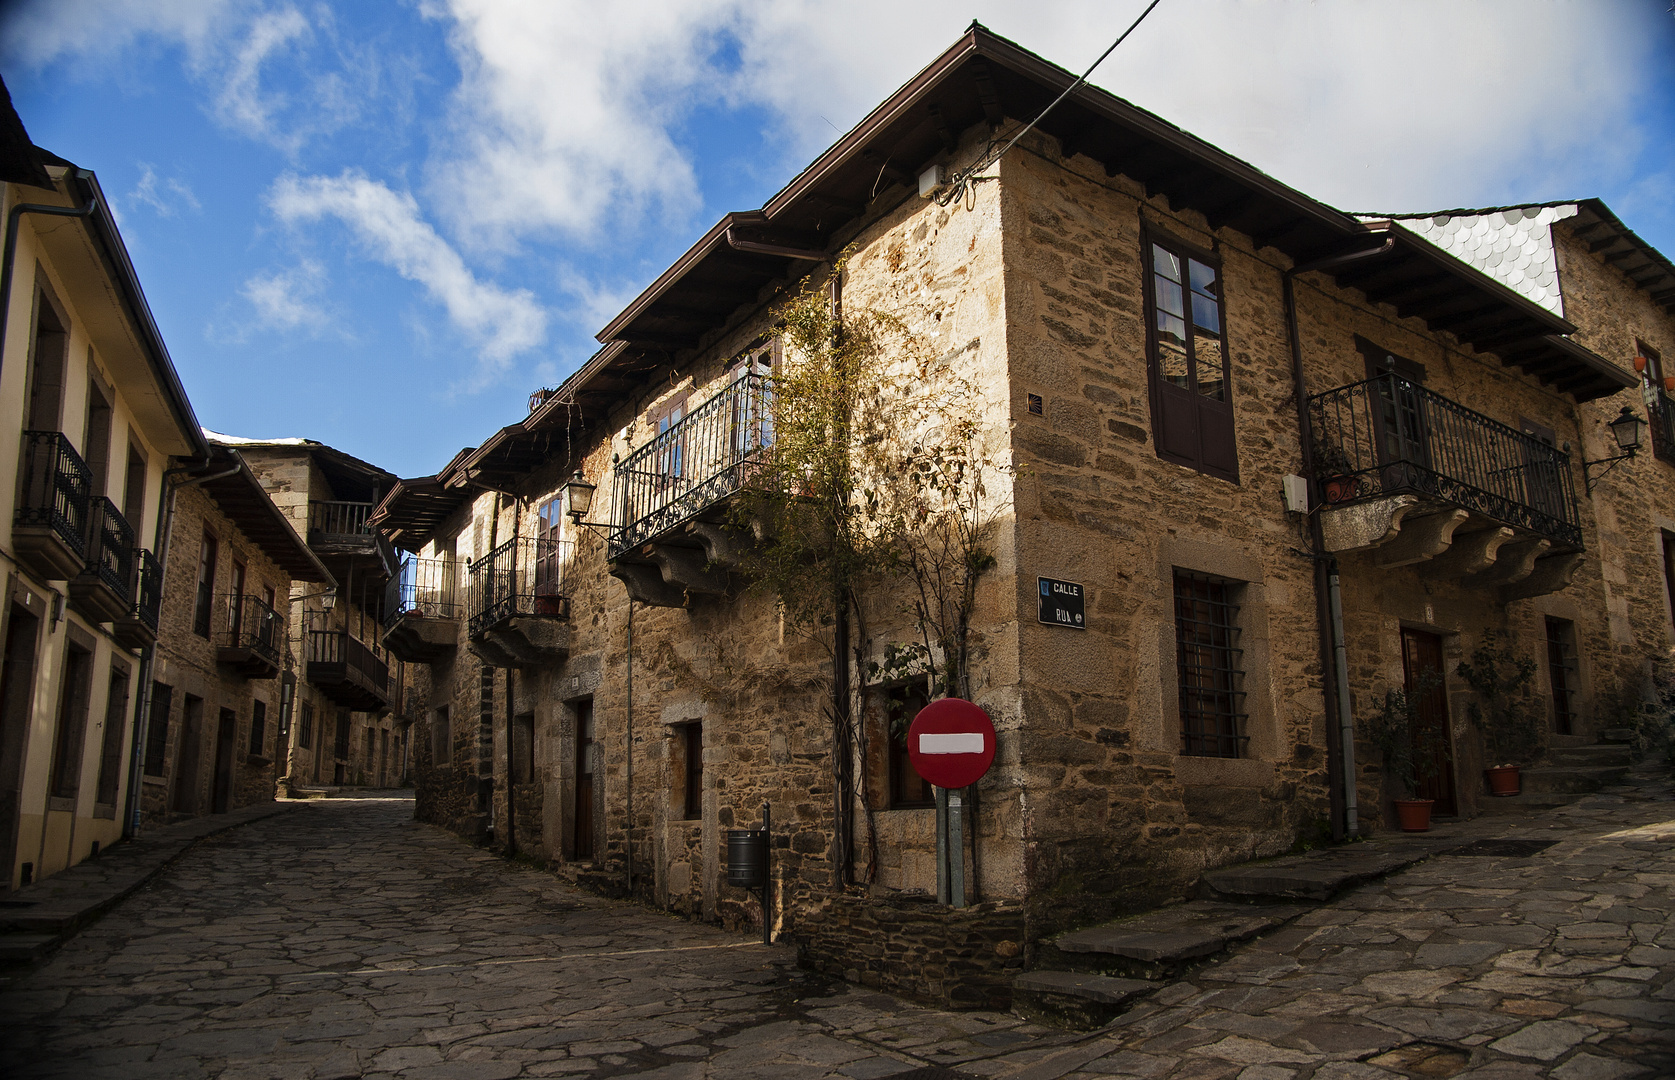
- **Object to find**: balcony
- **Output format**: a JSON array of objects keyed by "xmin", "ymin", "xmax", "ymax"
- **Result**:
[
  {"xmin": 13, "ymin": 431, "xmax": 91, "ymax": 581},
  {"xmin": 113, "ymin": 548, "xmax": 162, "ymax": 650},
  {"xmin": 466, "ymin": 536, "xmax": 570, "ymax": 668},
  {"xmin": 382, "ymin": 554, "xmax": 461, "ymax": 664},
  {"xmin": 215, "ymin": 593, "xmax": 283, "ymax": 680},
  {"xmin": 607, "ymin": 372, "xmax": 770, "ymax": 607},
  {"xmin": 68, "ymin": 497, "xmax": 137, "ymax": 623},
  {"xmin": 306, "ymin": 629, "xmax": 389, "ymax": 710},
  {"xmin": 1310, "ymin": 374, "xmax": 1584, "ymax": 600}
]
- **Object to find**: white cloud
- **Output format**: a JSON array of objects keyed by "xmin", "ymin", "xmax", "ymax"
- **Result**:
[
  {"xmin": 416, "ymin": 0, "xmax": 1664, "ymax": 253},
  {"xmin": 127, "ymin": 163, "xmax": 203, "ymax": 218},
  {"xmin": 241, "ymin": 258, "xmax": 329, "ymax": 331},
  {"xmin": 0, "ymin": 0, "xmax": 231, "ymax": 68},
  {"xmin": 268, "ymin": 171, "xmax": 548, "ymax": 377},
  {"xmin": 212, "ymin": 6, "xmax": 310, "ymax": 147}
]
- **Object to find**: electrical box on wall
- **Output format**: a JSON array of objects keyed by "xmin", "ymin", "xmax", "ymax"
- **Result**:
[
  {"xmin": 1282, "ymin": 474, "xmax": 1310, "ymax": 514},
  {"xmin": 918, "ymin": 164, "xmax": 948, "ymax": 198}
]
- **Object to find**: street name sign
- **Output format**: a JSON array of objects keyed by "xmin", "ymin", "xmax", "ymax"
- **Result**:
[{"xmin": 1038, "ymin": 577, "xmax": 1085, "ymax": 628}]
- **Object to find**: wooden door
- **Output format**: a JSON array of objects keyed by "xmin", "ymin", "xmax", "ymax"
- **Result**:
[
  {"xmin": 1401, "ymin": 629, "xmax": 1456, "ymax": 816},
  {"xmin": 173, "ymin": 697, "xmax": 203, "ymax": 814},
  {"xmin": 211, "ymin": 709, "xmax": 236, "ymax": 814},
  {"xmin": 573, "ymin": 701, "xmax": 594, "ymax": 860},
  {"xmin": 0, "ymin": 603, "xmax": 41, "ymax": 891}
]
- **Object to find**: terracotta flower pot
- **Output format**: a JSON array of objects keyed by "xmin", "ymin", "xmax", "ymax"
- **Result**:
[
  {"xmin": 1484, "ymin": 765, "xmax": 1521, "ymax": 797},
  {"xmin": 1664, "ymin": 376, "xmax": 1675, "ymax": 394},
  {"xmin": 1394, "ymin": 798, "xmax": 1434, "ymax": 832},
  {"xmin": 1635, "ymin": 355, "xmax": 1649, "ymax": 373},
  {"xmin": 1323, "ymin": 475, "xmax": 1358, "ymax": 504}
]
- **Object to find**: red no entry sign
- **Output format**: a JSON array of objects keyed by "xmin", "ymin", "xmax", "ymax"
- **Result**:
[{"xmin": 907, "ymin": 698, "xmax": 996, "ymax": 790}]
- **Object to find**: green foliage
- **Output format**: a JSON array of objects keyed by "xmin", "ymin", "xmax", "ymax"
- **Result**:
[
  {"xmin": 1456, "ymin": 629, "xmax": 1544, "ymax": 767},
  {"xmin": 1360, "ymin": 673, "xmax": 1447, "ymax": 798}
]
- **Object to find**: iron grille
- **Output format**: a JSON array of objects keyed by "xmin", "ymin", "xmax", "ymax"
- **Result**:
[
  {"xmin": 609, "ymin": 371, "xmax": 772, "ymax": 557},
  {"xmin": 16, "ymin": 430, "xmax": 91, "ymax": 556},
  {"xmin": 219, "ymin": 593, "xmax": 283, "ymax": 666},
  {"xmin": 384, "ymin": 554, "xmax": 460, "ymax": 626},
  {"xmin": 1309, "ymin": 374, "xmax": 1581, "ymax": 549},
  {"xmin": 1649, "ymin": 393, "xmax": 1675, "ymax": 466},
  {"xmin": 1174, "ymin": 570, "xmax": 1247, "ymax": 758},
  {"xmin": 131, "ymin": 548, "xmax": 162, "ymax": 631},
  {"xmin": 83, "ymin": 497, "xmax": 136, "ymax": 599},
  {"xmin": 308, "ymin": 500, "xmax": 375, "ymax": 539},
  {"xmin": 467, "ymin": 535, "xmax": 572, "ymax": 638}
]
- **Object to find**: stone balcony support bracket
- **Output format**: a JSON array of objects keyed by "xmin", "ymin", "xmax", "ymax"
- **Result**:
[{"xmin": 1375, "ymin": 509, "xmax": 1470, "ymax": 568}]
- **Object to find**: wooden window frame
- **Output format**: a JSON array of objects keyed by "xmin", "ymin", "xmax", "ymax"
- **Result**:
[
  {"xmin": 1141, "ymin": 224, "xmax": 1239, "ymax": 483},
  {"xmin": 681, "ymin": 721, "xmax": 703, "ymax": 820},
  {"xmin": 192, "ymin": 532, "xmax": 218, "ymax": 638}
]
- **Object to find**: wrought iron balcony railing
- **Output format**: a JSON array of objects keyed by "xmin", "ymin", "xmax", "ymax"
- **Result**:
[
  {"xmin": 1309, "ymin": 374, "xmax": 1582, "ymax": 549},
  {"xmin": 131, "ymin": 548, "xmax": 162, "ymax": 631},
  {"xmin": 15, "ymin": 430, "xmax": 91, "ymax": 557},
  {"xmin": 82, "ymin": 497, "xmax": 137, "ymax": 599},
  {"xmin": 468, "ymin": 535, "xmax": 572, "ymax": 638},
  {"xmin": 384, "ymin": 554, "xmax": 461, "ymax": 626},
  {"xmin": 218, "ymin": 593, "xmax": 283, "ymax": 666},
  {"xmin": 609, "ymin": 371, "xmax": 772, "ymax": 557},
  {"xmin": 308, "ymin": 500, "xmax": 375, "ymax": 541}
]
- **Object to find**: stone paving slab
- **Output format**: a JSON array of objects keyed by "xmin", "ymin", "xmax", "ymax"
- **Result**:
[
  {"xmin": 1201, "ymin": 849, "xmax": 1433, "ymax": 902},
  {"xmin": 2, "ymin": 773, "xmax": 1672, "ymax": 1078},
  {"xmin": 0, "ymin": 800, "xmax": 294, "ymax": 940},
  {"xmin": 1054, "ymin": 903, "xmax": 1310, "ymax": 964}
]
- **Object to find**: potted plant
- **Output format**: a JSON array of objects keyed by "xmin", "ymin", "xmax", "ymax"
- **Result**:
[
  {"xmin": 1361, "ymin": 673, "xmax": 1449, "ymax": 831},
  {"xmin": 1457, "ymin": 629, "xmax": 1542, "ymax": 797},
  {"xmin": 1309, "ymin": 405, "xmax": 1360, "ymax": 504}
]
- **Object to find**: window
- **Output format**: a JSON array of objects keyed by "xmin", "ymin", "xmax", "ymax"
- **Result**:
[
  {"xmin": 122, "ymin": 443, "xmax": 147, "ymax": 526},
  {"xmin": 229, "ymin": 560, "xmax": 247, "ymax": 639},
  {"xmin": 432, "ymin": 706, "xmax": 451, "ymax": 766},
  {"xmin": 1174, "ymin": 571, "xmax": 1247, "ymax": 758},
  {"xmin": 652, "ymin": 395, "xmax": 688, "ymax": 479},
  {"xmin": 513, "ymin": 712, "xmax": 535, "ymax": 785},
  {"xmin": 192, "ymin": 532, "xmax": 217, "ymax": 638},
  {"xmin": 335, "ymin": 713, "xmax": 350, "ymax": 760},
  {"xmin": 730, "ymin": 344, "xmax": 776, "ymax": 460},
  {"xmin": 249, "ymin": 700, "xmax": 267, "ymax": 756},
  {"xmin": 299, "ymin": 701, "xmax": 315, "ymax": 752},
  {"xmin": 573, "ymin": 699, "xmax": 595, "ymax": 859},
  {"xmin": 26, "ymin": 289, "xmax": 67, "ymax": 431},
  {"xmin": 143, "ymin": 683, "xmax": 172, "ymax": 777},
  {"xmin": 535, "ymin": 499, "xmax": 564, "ymax": 601},
  {"xmin": 1145, "ymin": 236, "xmax": 1237, "ymax": 482},
  {"xmin": 680, "ymin": 722, "xmax": 703, "ymax": 820},
  {"xmin": 885, "ymin": 683, "xmax": 934, "ymax": 808},
  {"xmin": 1544, "ymin": 618, "xmax": 1578, "ymax": 736},
  {"xmin": 1640, "ymin": 341, "xmax": 1674, "ymax": 465}
]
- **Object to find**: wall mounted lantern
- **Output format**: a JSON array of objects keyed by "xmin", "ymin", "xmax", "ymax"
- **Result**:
[{"xmin": 1583, "ymin": 407, "xmax": 1647, "ymax": 494}]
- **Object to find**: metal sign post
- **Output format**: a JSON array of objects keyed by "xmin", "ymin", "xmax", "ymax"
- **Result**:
[{"xmin": 908, "ymin": 699, "xmax": 996, "ymax": 910}]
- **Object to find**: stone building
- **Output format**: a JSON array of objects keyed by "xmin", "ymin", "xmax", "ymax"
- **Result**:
[
  {"xmin": 375, "ymin": 27, "xmax": 1674, "ymax": 1006},
  {"xmin": 139, "ymin": 443, "xmax": 332, "ymax": 822},
  {"xmin": 0, "ymin": 95, "xmax": 208, "ymax": 889},
  {"xmin": 217, "ymin": 435, "xmax": 407, "ymax": 791}
]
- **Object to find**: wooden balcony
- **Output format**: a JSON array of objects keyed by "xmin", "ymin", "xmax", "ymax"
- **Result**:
[{"xmin": 306, "ymin": 629, "xmax": 389, "ymax": 710}]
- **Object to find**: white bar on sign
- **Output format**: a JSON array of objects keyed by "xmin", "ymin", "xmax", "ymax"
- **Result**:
[{"xmin": 919, "ymin": 732, "xmax": 984, "ymax": 755}]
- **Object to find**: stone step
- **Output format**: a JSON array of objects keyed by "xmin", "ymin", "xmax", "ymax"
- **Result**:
[
  {"xmin": 1520, "ymin": 764, "xmax": 1629, "ymax": 794},
  {"xmin": 1600, "ymin": 727, "xmax": 1636, "ymax": 743},
  {"xmin": 1011, "ymin": 970, "xmax": 1156, "ymax": 1029},
  {"xmin": 1546, "ymin": 734, "xmax": 1592, "ymax": 748},
  {"xmin": 1201, "ymin": 847, "xmax": 1430, "ymax": 902},
  {"xmin": 1544, "ymin": 745, "xmax": 1632, "ymax": 768},
  {"xmin": 1044, "ymin": 901, "xmax": 1306, "ymax": 980},
  {"xmin": 1475, "ymin": 791, "xmax": 1583, "ymax": 816},
  {"xmin": 0, "ymin": 933, "xmax": 59, "ymax": 963}
]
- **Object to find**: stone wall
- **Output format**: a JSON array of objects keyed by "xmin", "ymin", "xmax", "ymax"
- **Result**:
[{"xmin": 794, "ymin": 892, "xmax": 1025, "ymax": 1010}]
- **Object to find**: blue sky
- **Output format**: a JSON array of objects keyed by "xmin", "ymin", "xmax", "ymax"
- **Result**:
[{"xmin": 4, "ymin": 0, "xmax": 1672, "ymax": 479}]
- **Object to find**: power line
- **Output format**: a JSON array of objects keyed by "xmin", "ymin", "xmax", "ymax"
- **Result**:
[{"xmin": 939, "ymin": 0, "xmax": 1167, "ymax": 207}]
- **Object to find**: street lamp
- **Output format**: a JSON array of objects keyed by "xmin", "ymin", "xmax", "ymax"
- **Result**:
[
  {"xmin": 561, "ymin": 470, "xmax": 596, "ymax": 523},
  {"xmin": 1583, "ymin": 407, "xmax": 1647, "ymax": 494}
]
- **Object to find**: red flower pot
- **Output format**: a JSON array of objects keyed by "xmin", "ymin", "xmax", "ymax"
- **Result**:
[
  {"xmin": 1484, "ymin": 765, "xmax": 1521, "ymax": 797},
  {"xmin": 1394, "ymin": 798, "xmax": 1434, "ymax": 832},
  {"xmin": 1323, "ymin": 475, "xmax": 1358, "ymax": 504}
]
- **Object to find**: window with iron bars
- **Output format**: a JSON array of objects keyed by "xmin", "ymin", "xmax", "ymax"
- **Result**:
[{"xmin": 1173, "ymin": 570, "xmax": 1248, "ymax": 758}]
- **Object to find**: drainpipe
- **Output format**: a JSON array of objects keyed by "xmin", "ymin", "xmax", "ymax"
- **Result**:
[
  {"xmin": 123, "ymin": 452, "xmax": 242, "ymax": 836},
  {"xmin": 1283, "ymin": 240, "xmax": 1392, "ymax": 841},
  {"xmin": 624, "ymin": 598, "xmax": 634, "ymax": 895},
  {"xmin": 0, "ymin": 170, "xmax": 99, "ymax": 379}
]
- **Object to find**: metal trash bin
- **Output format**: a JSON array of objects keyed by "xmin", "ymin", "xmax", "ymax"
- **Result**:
[{"xmin": 726, "ymin": 829, "xmax": 766, "ymax": 889}]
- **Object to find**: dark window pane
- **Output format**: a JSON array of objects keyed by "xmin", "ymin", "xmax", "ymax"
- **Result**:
[
  {"xmin": 1191, "ymin": 291, "xmax": 1221, "ymax": 335},
  {"xmin": 1195, "ymin": 337, "xmax": 1225, "ymax": 399}
]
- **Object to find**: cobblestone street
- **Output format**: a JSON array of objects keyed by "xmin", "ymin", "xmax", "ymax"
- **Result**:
[{"xmin": 3, "ymin": 778, "xmax": 1673, "ymax": 1080}]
